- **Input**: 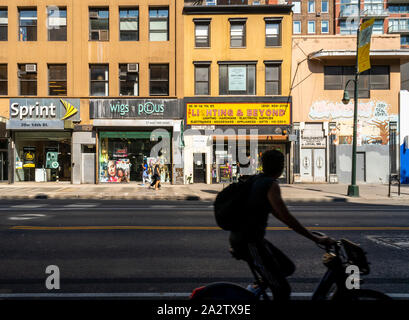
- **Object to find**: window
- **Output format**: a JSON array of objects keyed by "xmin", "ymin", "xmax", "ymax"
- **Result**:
[
  {"xmin": 340, "ymin": 0, "xmax": 359, "ymax": 17},
  {"xmin": 321, "ymin": 1, "xmax": 329, "ymax": 13},
  {"xmin": 308, "ymin": 21, "xmax": 316, "ymax": 34},
  {"xmin": 265, "ymin": 20, "xmax": 281, "ymax": 47},
  {"xmin": 149, "ymin": 64, "xmax": 169, "ymax": 96},
  {"xmin": 89, "ymin": 8, "xmax": 109, "ymax": 41},
  {"xmin": 119, "ymin": 8, "xmax": 139, "ymax": 41},
  {"xmin": 308, "ymin": 1, "xmax": 315, "ymax": 13},
  {"xmin": 292, "ymin": 1, "xmax": 301, "ymax": 14},
  {"xmin": 47, "ymin": 7, "xmax": 67, "ymax": 41},
  {"xmin": 0, "ymin": 9, "xmax": 7, "ymax": 41},
  {"xmin": 194, "ymin": 64, "xmax": 210, "ymax": 95},
  {"xmin": 293, "ymin": 21, "xmax": 301, "ymax": 34},
  {"xmin": 19, "ymin": 8, "xmax": 37, "ymax": 41},
  {"xmin": 90, "ymin": 64, "xmax": 109, "ymax": 96},
  {"xmin": 48, "ymin": 64, "xmax": 67, "ymax": 96},
  {"xmin": 119, "ymin": 64, "xmax": 139, "ymax": 96},
  {"xmin": 364, "ymin": 0, "xmax": 383, "ymax": 14},
  {"xmin": 402, "ymin": 35, "xmax": 409, "ymax": 46},
  {"xmin": 324, "ymin": 66, "xmax": 389, "ymax": 98},
  {"xmin": 340, "ymin": 20, "xmax": 358, "ymax": 35},
  {"xmin": 219, "ymin": 63, "xmax": 256, "ymax": 95},
  {"xmin": 18, "ymin": 64, "xmax": 37, "ymax": 96},
  {"xmin": 265, "ymin": 63, "xmax": 281, "ymax": 95},
  {"xmin": 0, "ymin": 64, "xmax": 7, "ymax": 95},
  {"xmin": 230, "ymin": 19, "xmax": 246, "ymax": 47},
  {"xmin": 321, "ymin": 20, "xmax": 329, "ymax": 33},
  {"xmin": 149, "ymin": 8, "xmax": 169, "ymax": 41},
  {"xmin": 372, "ymin": 19, "xmax": 384, "ymax": 35},
  {"xmin": 194, "ymin": 20, "xmax": 210, "ymax": 47}
]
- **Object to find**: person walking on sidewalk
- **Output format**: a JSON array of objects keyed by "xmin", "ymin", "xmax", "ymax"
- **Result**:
[{"xmin": 151, "ymin": 161, "xmax": 161, "ymax": 190}]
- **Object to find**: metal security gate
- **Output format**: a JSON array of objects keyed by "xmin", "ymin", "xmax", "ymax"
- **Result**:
[{"xmin": 82, "ymin": 153, "xmax": 95, "ymax": 184}]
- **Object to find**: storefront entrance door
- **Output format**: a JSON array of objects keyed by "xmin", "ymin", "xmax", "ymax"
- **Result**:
[
  {"xmin": 301, "ymin": 148, "xmax": 326, "ymax": 182},
  {"xmin": 193, "ymin": 153, "xmax": 206, "ymax": 183}
]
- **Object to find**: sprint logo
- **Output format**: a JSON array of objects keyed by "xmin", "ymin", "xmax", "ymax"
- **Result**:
[{"xmin": 60, "ymin": 99, "xmax": 78, "ymax": 120}]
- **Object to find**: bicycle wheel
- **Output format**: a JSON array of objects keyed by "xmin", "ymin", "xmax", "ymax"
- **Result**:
[{"xmin": 334, "ymin": 289, "xmax": 392, "ymax": 301}]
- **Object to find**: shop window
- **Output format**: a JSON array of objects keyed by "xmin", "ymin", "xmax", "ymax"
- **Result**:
[
  {"xmin": 230, "ymin": 19, "xmax": 246, "ymax": 47},
  {"xmin": 0, "ymin": 64, "xmax": 7, "ymax": 95},
  {"xmin": 265, "ymin": 63, "xmax": 281, "ymax": 95},
  {"xmin": 119, "ymin": 7, "xmax": 139, "ymax": 41},
  {"xmin": 89, "ymin": 8, "xmax": 109, "ymax": 41},
  {"xmin": 119, "ymin": 63, "xmax": 139, "ymax": 96},
  {"xmin": 219, "ymin": 63, "xmax": 256, "ymax": 95},
  {"xmin": 149, "ymin": 64, "xmax": 169, "ymax": 96},
  {"xmin": 265, "ymin": 19, "xmax": 281, "ymax": 47},
  {"xmin": 19, "ymin": 8, "xmax": 37, "ymax": 41},
  {"xmin": 48, "ymin": 64, "xmax": 67, "ymax": 96},
  {"xmin": 18, "ymin": 63, "xmax": 37, "ymax": 96},
  {"xmin": 14, "ymin": 132, "xmax": 72, "ymax": 182},
  {"xmin": 90, "ymin": 64, "xmax": 109, "ymax": 96},
  {"xmin": 149, "ymin": 8, "xmax": 169, "ymax": 41},
  {"xmin": 0, "ymin": 9, "xmax": 7, "ymax": 41},
  {"xmin": 194, "ymin": 20, "xmax": 210, "ymax": 48},
  {"xmin": 194, "ymin": 63, "xmax": 210, "ymax": 95},
  {"xmin": 99, "ymin": 132, "xmax": 172, "ymax": 183},
  {"xmin": 47, "ymin": 7, "xmax": 67, "ymax": 41}
]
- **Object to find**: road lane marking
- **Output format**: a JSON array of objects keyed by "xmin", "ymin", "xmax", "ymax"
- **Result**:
[
  {"xmin": 11, "ymin": 204, "xmax": 47, "ymax": 209},
  {"xmin": 0, "ymin": 292, "xmax": 406, "ymax": 299},
  {"xmin": 9, "ymin": 226, "xmax": 409, "ymax": 231},
  {"xmin": 64, "ymin": 203, "xmax": 99, "ymax": 208},
  {"xmin": 8, "ymin": 214, "xmax": 46, "ymax": 221}
]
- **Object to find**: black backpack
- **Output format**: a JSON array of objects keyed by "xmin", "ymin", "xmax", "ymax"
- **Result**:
[{"xmin": 214, "ymin": 175, "xmax": 257, "ymax": 231}]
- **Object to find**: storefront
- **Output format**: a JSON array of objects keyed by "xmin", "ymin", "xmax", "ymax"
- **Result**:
[
  {"xmin": 90, "ymin": 99, "xmax": 183, "ymax": 184},
  {"xmin": 184, "ymin": 97, "xmax": 292, "ymax": 184},
  {"xmin": 7, "ymin": 98, "xmax": 81, "ymax": 183}
]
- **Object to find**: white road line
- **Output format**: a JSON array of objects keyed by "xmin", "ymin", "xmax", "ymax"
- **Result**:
[
  {"xmin": 64, "ymin": 203, "xmax": 100, "ymax": 208},
  {"xmin": 0, "ymin": 292, "xmax": 406, "ymax": 299},
  {"xmin": 11, "ymin": 204, "xmax": 47, "ymax": 209}
]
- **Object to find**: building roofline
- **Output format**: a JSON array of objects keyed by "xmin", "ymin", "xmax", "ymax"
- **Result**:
[{"xmin": 183, "ymin": 5, "xmax": 293, "ymax": 15}]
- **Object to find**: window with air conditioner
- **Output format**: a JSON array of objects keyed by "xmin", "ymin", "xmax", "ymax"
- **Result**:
[
  {"xmin": 120, "ymin": 64, "xmax": 139, "ymax": 96},
  {"xmin": 89, "ymin": 8, "xmax": 109, "ymax": 41},
  {"xmin": 18, "ymin": 64, "xmax": 37, "ymax": 96}
]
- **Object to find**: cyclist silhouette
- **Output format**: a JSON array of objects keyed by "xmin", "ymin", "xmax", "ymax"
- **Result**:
[{"xmin": 229, "ymin": 150, "xmax": 335, "ymax": 300}]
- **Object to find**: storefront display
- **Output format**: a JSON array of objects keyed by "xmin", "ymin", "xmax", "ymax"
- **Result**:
[
  {"xmin": 14, "ymin": 132, "xmax": 72, "ymax": 182},
  {"xmin": 98, "ymin": 132, "xmax": 172, "ymax": 183}
]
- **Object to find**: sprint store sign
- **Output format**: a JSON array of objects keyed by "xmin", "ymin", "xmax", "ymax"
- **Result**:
[{"xmin": 7, "ymin": 99, "xmax": 80, "ymax": 130}]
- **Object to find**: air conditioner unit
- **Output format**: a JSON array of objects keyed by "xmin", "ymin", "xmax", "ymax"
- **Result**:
[
  {"xmin": 316, "ymin": 12, "xmax": 321, "ymax": 17},
  {"xmin": 25, "ymin": 64, "xmax": 37, "ymax": 73},
  {"xmin": 99, "ymin": 30, "xmax": 109, "ymax": 41},
  {"xmin": 127, "ymin": 64, "xmax": 138, "ymax": 72},
  {"xmin": 89, "ymin": 11, "xmax": 99, "ymax": 18}
]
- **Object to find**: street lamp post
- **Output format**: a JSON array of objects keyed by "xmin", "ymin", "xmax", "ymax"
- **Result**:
[{"xmin": 342, "ymin": 0, "xmax": 361, "ymax": 197}]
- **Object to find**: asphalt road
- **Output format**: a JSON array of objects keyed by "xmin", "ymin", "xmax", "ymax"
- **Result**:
[{"xmin": 0, "ymin": 199, "xmax": 408, "ymax": 299}]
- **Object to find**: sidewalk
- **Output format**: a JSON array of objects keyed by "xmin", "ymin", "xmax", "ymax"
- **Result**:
[{"xmin": 0, "ymin": 182, "xmax": 408, "ymax": 204}]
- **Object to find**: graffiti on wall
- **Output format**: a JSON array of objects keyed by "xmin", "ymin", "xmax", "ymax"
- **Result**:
[{"xmin": 309, "ymin": 100, "xmax": 397, "ymax": 145}]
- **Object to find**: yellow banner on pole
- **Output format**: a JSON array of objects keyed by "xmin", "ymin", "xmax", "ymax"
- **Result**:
[{"xmin": 358, "ymin": 18, "xmax": 375, "ymax": 73}]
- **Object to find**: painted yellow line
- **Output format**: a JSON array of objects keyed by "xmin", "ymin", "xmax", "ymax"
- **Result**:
[{"xmin": 9, "ymin": 226, "xmax": 409, "ymax": 231}]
